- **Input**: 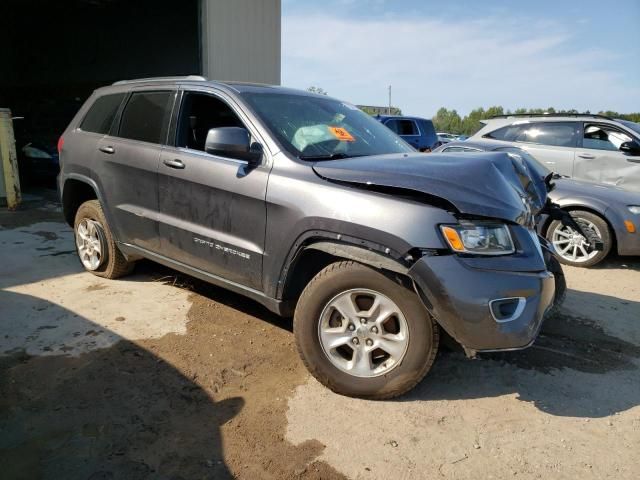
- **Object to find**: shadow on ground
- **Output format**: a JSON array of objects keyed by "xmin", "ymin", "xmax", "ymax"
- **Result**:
[
  {"xmin": 399, "ymin": 287, "xmax": 640, "ymax": 418},
  {"xmin": 0, "ymin": 291, "xmax": 242, "ymax": 480}
]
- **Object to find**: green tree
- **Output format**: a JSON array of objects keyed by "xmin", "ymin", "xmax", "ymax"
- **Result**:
[
  {"xmin": 307, "ymin": 86, "xmax": 328, "ymax": 95},
  {"xmin": 433, "ymin": 106, "xmax": 640, "ymax": 136},
  {"xmin": 432, "ymin": 108, "xmax": 462, "ymax": 134}
]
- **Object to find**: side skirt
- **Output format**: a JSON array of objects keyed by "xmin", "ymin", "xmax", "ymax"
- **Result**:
[{"xmin": 119, "ymin": 243, "xmax": 293, "ymax": 317}]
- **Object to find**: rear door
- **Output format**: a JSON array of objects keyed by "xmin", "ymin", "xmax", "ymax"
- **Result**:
[
  {"xmin": 485, "ymin": 121, "xmax": 579, "ymax": 176},
  {"xmin": 157, "ymin": 89, "xmax": 269, "ymax": 290},
  {"xmin": 94, "ymin": 89, "xmax": 176, "ymax": 252},
  {"xmin": 575, "ymin": 122, "xmax": 640, "ymax": 190}
]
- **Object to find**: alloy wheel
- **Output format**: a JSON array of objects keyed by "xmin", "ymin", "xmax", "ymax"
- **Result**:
[
  {"xmin": 75, "ymin": 219, "xmax": 107, "ymax": 271},
  {"xmin": 551, "ymin": 219, "xmax": 601, "ymax": 264},
  {"xmin": 317, "ymin": 289, "xmax": 409, "ymax": 378}
]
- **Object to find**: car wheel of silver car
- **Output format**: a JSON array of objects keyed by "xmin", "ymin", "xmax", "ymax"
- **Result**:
[
  {"xmin": 74, "ymin": 200, "xmax": 135, "ymax": 279},
  {"xmin": 546, "ymin": 210, "xmax": 612, "ymax": 268},
  {"xmin": 294, "ymin": 261, "xmax": 439, "ymax": 399}
]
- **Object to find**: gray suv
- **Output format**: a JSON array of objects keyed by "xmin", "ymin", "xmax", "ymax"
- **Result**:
[
  {"xmin": 59, "ymin": 77, "xmax": 561, "ymax": 399},
  {"xmin": 470, "ymin": 114, "xmax": 640, "ymax": 191}
]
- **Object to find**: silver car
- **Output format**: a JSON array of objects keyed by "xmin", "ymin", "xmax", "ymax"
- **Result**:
[{"xmin": 470, "ymin": 114, "xmax": 640, "ymax": 191}]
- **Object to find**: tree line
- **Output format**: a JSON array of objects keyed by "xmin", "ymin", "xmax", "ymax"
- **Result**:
[{"xmin": 432, "ymin": 107, "xmax": 640, "ymax": 136}]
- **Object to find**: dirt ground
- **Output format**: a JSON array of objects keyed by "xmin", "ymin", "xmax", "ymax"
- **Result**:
[{"xmin": 1, "ymin": 190, "xmax": 639, "ymax": 479}]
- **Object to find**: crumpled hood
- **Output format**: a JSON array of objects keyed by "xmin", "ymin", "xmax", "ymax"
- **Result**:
[{"xmin": 313, "ymin": 152, "xmax": 548, "ymax": 226}]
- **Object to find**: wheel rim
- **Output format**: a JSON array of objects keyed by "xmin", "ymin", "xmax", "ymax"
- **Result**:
[
  {"xmin": 551, "ymin": 219, "xmax": 601, "ymax": 263},
  {"xmin": 75, "ymin": 219, "xmax": 106, "ymax": 271},
  {"xmin": 317, "ymin": 288, "xmax": 410, "ymax": 378}
]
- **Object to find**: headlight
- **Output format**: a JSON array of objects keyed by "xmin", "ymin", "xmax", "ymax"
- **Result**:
[
  {"xmin": 628, "ymin": 206, "xmax": 640, "ymax": 215},
  {"xmin": 440, "ymin": 223, "xmax": 515, "ymax": 255}
]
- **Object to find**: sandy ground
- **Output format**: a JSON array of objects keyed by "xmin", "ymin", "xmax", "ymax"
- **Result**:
[{"xmin": 1, "ymin": 191, "xmax": 639, "ymax": 479}]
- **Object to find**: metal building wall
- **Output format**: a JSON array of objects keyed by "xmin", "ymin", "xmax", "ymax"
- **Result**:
[{"xmin": 201, "ymin": 0, "xmax": 281, "ymax": 85}]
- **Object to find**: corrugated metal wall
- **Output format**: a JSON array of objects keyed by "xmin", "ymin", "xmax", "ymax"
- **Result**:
[{"xmin": 201, "ymin": 0, "xmax": 281, "ymax": 85}]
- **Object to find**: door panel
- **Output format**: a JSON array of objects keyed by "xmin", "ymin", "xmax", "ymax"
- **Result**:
[
  {"xmin": 158, "ymin": 148, "xmax": 268, "ymax": 290},
  {"xmin": 573, "ymin": 148, "xmax": 640, "ymax": 190},
  {"xmin": 519, "ymin": 144, "xmax": 576, "ymax": 176},
  {"xmin": 94, "ymin": 137, "xmax": 162, "ymax": 251}
]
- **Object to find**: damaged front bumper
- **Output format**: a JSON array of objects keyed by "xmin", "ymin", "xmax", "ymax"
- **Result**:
[{"xmin": 409, "ymin": 252, "xmax": 555, "ymax": 355}]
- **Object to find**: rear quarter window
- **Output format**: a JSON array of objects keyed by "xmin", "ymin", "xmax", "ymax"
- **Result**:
[
  {"xmin": 118, "ymin": 91, "xmax": 174, "ymax": 144},
  {"xmin": 80, "ymin": 93, "xmax": 126, "ymax": 134}
]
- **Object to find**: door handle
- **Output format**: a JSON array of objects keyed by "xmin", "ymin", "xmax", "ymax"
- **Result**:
[
  {"xmin": 627, "ymin": 158, "xmax": 640, "ymax": 163},
  {"xmin": 577, "ymin": 153, "xmax": 595, "ymax": 159},
  {"xmin": 163, "ymin": 158, "xmax": 185, "ymax": 169},
  {"xmin": 99, "ymin": 146, "xmax": 115, "ymax": 154}
]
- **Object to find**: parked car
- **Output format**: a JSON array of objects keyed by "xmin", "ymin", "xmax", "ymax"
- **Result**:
[
  {"xmin": 437, "ymin": 132, "xmax": 457, "ymax": 143},
  {"xmin": 435, "ymin": 140, "xmax": 640, "ymax": 267},
  {"xmin": 376, "ymin": 115, "xmax": 439, "ymax": 151},
  {"xmin": 17, "ymin": 137, "xmax": 60, "ymax": 182},
  {"xmin": 60, "ymin": 77, "xmax": 563, "ymax": 399},
  {"xmin": 469, "ymin": 113, "xmax": 640, "ymax": 191}
]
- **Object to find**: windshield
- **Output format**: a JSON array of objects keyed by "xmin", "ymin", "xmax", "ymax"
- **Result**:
[
  {"xmin": 241, "ymin": 92, "xmax": 414, "ymax": 159},
  {"xmin": 618, "ymin": 119, "xmax": 640, "ymax": 137}
]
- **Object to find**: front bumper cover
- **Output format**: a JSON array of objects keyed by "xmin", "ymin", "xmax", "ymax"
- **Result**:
[{"xmin": 409, "ymin": 254, "xmax": 555, "ymax": 352}]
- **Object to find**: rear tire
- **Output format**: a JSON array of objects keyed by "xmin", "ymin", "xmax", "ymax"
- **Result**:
[
  {"xmin": 546, "ymin": 210, "xmax": 611, "ymax": 268},
  {"xmin": 294, "ymin": 261, "xmax": 439, "ymax": 399},
  {"xmin": 74, "ymin": 200, "xmax": 134, "ymax": 279}
]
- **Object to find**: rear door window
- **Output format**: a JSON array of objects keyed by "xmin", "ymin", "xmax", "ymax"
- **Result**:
[
  {"xmin": 80, "ymin": 93, "xmax": 126, "ymax": 134},
  {"xmin": 485, "ymin": 122, "xmax": 578, "ymax": 147},
  {"xmin": 385, "ymin": 119, "xmax": 419, "ymax": 136},
  {"xmin": 118, "ymin": 91, "xmax": 174, "ymax": 144}
]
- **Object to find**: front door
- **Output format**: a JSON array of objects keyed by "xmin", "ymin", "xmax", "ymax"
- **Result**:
[
  {"xmin": 157, "ymin": 90, "xmax": 269, "ymax": 290},
  {"xmin": 574, "ymin": 122, "xmax": 640, "ymax": 191}
]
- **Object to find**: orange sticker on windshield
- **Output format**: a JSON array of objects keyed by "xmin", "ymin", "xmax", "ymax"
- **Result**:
[{"xmin": 328, "ymin": 126, "xmax": 355, "ymax": 142}]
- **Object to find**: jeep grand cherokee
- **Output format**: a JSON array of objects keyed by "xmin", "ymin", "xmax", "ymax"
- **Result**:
[{"xmin": 59, "ymin": 77, "xmax": 561, "ymax": 398}]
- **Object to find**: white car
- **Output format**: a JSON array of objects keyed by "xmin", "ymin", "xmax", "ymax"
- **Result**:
[{"xmin": 470, "ymin": 114, "xmax": 640, "ymax": 191}]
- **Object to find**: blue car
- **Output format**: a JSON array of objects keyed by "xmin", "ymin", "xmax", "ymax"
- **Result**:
[
  {"xmin": 18, "ymin": 138, "xmax": 60, "ymax": 182},
  {"xmin": 376, "ymin": 115, "xmax": 439, "ymax": 151}
]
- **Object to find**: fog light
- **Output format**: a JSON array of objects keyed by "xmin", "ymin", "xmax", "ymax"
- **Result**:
[{"xmin": 489, "ymin": 297, "xmax": 526, "ymax": 323}]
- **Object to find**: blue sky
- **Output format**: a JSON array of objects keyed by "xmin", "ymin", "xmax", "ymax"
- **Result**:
[{"xmin": 281, "ymin": 0, "xmax": 640, "ymax": 116}]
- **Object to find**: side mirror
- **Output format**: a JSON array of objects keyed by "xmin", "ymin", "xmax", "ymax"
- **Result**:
[
  {"xmin": 620, "ymin": 140, "xmax": 640, "ymax": 155},
  {"xmin": 204, "ymin": 127, "xmax": 262, "ymax": 165}
]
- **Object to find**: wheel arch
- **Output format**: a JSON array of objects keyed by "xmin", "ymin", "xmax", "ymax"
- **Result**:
[
  {"xmin": 278, "ymin": 238, "xmax": 413, "ymax": 309},
  {"xmin": 61, "ymin": 175, "xmax": 101, "ymax": 226}
]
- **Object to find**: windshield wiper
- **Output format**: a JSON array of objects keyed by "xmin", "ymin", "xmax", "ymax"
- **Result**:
[{"xmin": 299, "ymin": 152, "xmax": 354, "ymax": 161}]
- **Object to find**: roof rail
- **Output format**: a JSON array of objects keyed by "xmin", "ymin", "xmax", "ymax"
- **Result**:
[
  {"xmin": 112, "ymin": 75, "xmax": 207, "ymax": 85},
  {"xmin": 490, "ymin": 112, "xmax": 613, "ymax": 120}
]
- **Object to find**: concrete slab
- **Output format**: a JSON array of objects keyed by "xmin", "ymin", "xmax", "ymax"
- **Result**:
[{"xmin": 1, "ymin": 221, "xmax": 192, "ymax": 356}]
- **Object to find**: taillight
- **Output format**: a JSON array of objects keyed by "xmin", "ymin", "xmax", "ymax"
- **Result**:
[{"xmin": 57, "ymin": 136, "xmax": 64, "ymax": 154}]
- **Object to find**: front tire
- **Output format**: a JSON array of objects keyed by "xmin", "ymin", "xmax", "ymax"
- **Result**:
[
  {"xmin": 545, "ymin": 254, "xmax": 566, "ymax": 319},
  {"xmin": 294, "ymin": 261, "xmax": 439, "ymax": 399},
  {"xmin": 74, "ymin": 200, "xmax": 134, "ymax": 279},
  {"xmin": 546, "ymin": 210, "xmax": 612, "ymax": 268}
]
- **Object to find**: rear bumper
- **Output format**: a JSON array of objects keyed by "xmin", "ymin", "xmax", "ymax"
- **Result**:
[{"xmin": 409, "ymin": 255, "xmax": 555, "ymax": 352}]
